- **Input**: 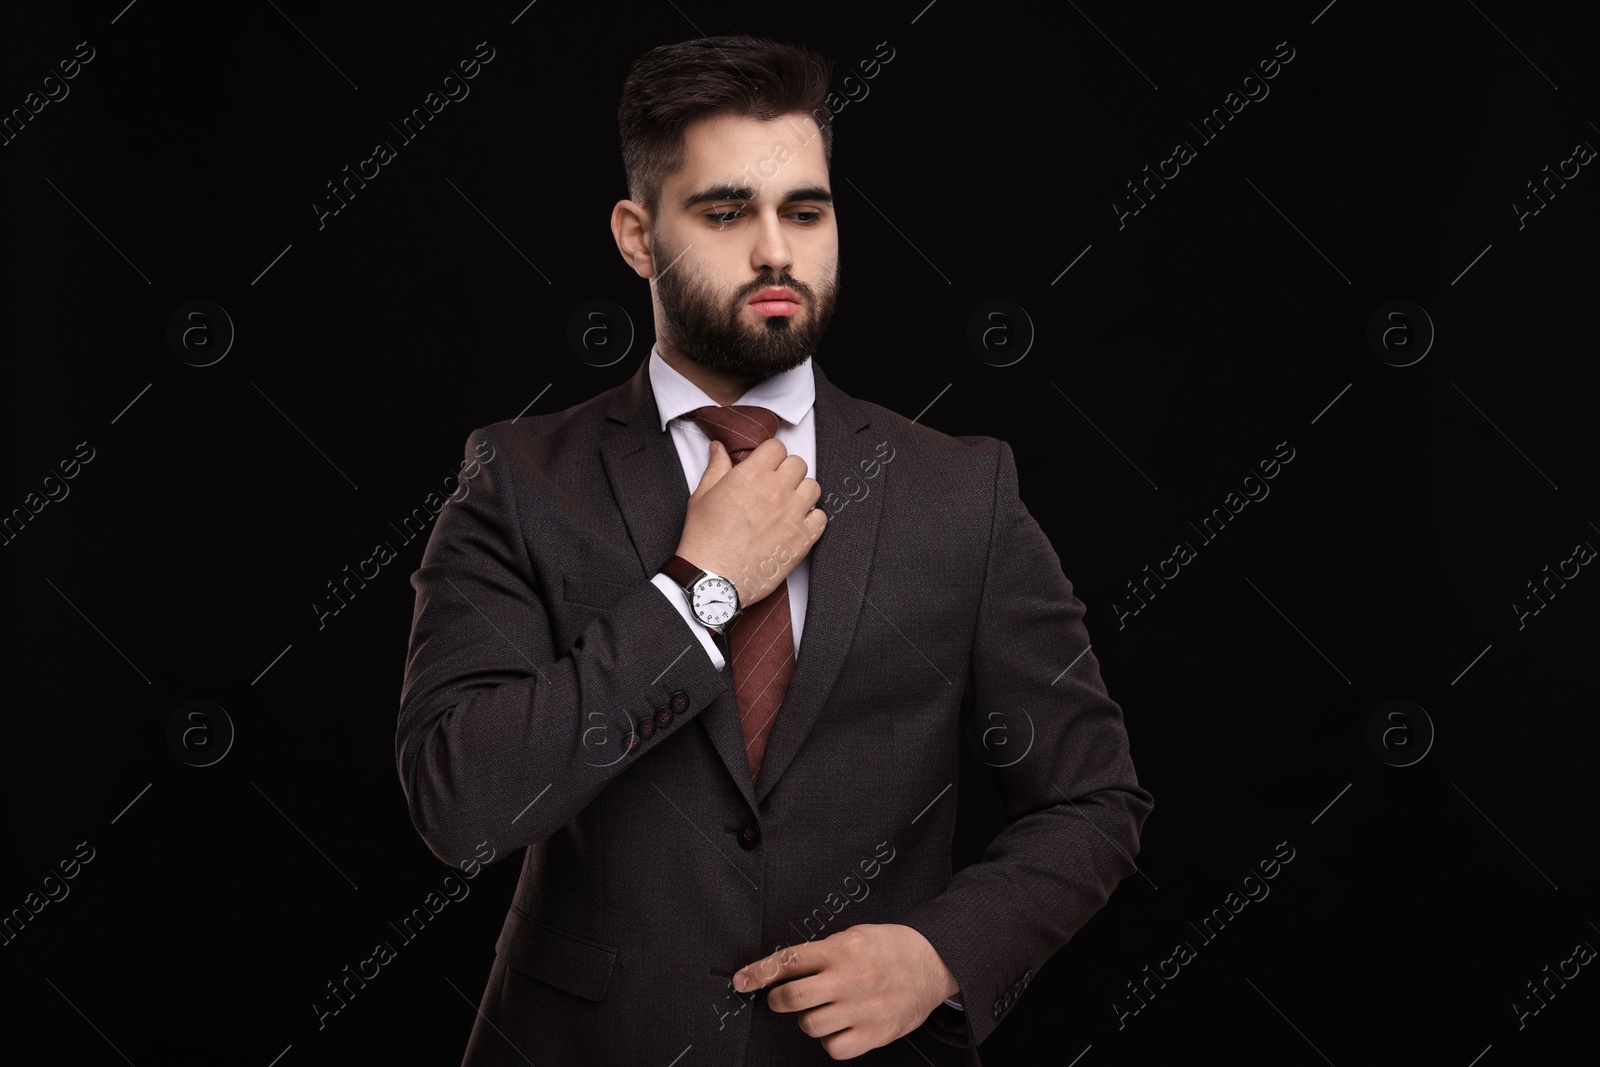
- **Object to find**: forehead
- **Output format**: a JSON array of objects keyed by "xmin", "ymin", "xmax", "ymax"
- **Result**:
[{"xmin": 668, "ymin": 111, "xmax": 829, "ymax": 196}]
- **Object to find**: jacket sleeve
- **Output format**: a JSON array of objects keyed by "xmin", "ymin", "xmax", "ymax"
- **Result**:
[
  {"xmin": 898, "ymin": 439, "xmax": 1155, "ymax": 1048},
  {"xmin": 395, "ymin": 425, "xmax": 729, "ymax": 866}
]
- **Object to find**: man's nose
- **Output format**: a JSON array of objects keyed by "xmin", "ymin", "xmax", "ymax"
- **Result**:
[{"xmin": 750, "ymin": 215, "xmax": 793, "ymax": 274}]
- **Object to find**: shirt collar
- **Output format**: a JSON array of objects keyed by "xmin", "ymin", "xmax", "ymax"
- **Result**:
[{"xmin": 649, "ymin": 342, "xmax": 814, "ymax": 431}]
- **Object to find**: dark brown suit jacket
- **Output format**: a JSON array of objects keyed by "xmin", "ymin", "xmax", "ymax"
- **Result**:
[{"xmin": 396, "ymin": 356, "xmax": 1153, "ymax": 1065}]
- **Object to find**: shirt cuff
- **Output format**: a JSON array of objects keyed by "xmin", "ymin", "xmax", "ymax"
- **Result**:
[
  {"xmin": 651, "ymin": 573, "xmax": 726, "ymax": 671},
  {"xmin": 942, "ymin": 995, "xmax": 964, "ymax": 1010}
]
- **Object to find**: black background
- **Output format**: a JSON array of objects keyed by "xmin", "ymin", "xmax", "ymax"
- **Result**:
[{"xmin": 3, "ymin": 1, "xmax": 1597, "ymax": 1064}]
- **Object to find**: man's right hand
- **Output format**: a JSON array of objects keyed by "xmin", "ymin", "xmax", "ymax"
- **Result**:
[{"xmin": 676, "ymin": 438, "xmax": 828, "ymax": 608}]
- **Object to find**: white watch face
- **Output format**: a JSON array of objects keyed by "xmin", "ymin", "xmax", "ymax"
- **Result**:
[{"xmin": 692, "ymin": 576, "xmax": 739, "ymax": 626}]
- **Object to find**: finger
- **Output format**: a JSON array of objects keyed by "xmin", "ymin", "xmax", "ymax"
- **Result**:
[
  {"xmin": 736, "ymin": 951, "xmax": 787, "ymax": 991},
  {"xmin": 747, "ymin": 436, "xmax": 789, "ymax": 469},
  {"xmin": 694, "ymin": 441, "xmax": 728, "ymax": 490},
  {"xmin": 795, "ymin": 1003, "xmax": 851, "ymax": 1040},
  {"xmin": 736, "ymin": 943, "xmax": 809, "ymax": 991},
  {"xmin": 780, "ymin": 508, "xmax": 825, "ymax": 548},
  {"xmin": 766, "ymin": 974, "xmax": 840, "ymax": 1016}
]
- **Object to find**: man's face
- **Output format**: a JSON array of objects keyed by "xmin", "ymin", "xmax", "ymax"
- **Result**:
[{"xmin": 649, "ymin": 111, "xmax": 839, "ymax": 381}]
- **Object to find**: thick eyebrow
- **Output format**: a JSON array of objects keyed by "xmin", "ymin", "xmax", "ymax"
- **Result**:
[{"xmin": 680, "ymin": 183, "xmax": 833, "ymax": 210}]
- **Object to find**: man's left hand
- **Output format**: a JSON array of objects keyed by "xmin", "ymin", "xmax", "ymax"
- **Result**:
[{"xmin": 733, "ymin": 923, "xmax": 959, "ymax": 1060}]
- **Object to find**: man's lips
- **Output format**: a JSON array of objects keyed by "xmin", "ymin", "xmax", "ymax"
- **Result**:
[{"xmin": 749, "ymin": 287, "xmax": 801, "ymax": 315}]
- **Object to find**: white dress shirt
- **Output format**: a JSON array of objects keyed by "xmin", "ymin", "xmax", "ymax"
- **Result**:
[{"xmin": 644, "ymin": 345, "xmax": 966, "ymax": 1014}]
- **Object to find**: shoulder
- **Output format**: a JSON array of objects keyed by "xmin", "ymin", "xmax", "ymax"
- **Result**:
[
  {"xmin": 463, "ymin": 377, "xmax": 631, "ymax": 480},
  {"xmin": 832, "ymin": 385, "xmax": 1012, "ymax": 485}
]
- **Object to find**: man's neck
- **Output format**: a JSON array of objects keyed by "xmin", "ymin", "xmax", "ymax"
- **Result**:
[{"xmin": 656, "ymin": 342, "xmax": 760, "ymax": 407}]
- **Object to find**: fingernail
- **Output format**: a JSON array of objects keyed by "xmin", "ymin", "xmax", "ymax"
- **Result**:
[{"xmin": 733, "ymin": 972, "xmax": 748, "ymax": 991}]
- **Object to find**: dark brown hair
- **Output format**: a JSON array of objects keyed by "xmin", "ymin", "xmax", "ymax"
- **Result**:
[{"xmin": 617, "ymin": 35, "xmax": 834, "ymax": 214}]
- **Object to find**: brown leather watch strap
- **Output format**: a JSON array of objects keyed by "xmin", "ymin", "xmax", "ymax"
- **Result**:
[{"xmin": 661, "ymin": 554, "xmax": 705, "ymax": 590}]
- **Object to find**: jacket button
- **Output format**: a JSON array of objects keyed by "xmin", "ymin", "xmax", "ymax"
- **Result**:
[
  {"xmin": 736, "ymin": 823, "xmax": 760, "ymax": 850},
  {"xmin": 622, "ymin": 733, "xmax": 639, "ymax": 752},
  {"xmin": 991, "ymin": 1000, "xmax": 1003, "ymax": 1020},
  {"xmin": 637, "ymin": 717, "xmax": 655, "ymax": 739},
  {"xmin": 669, "ymin": 690, "xmax": 689, "ymax": 713},
  {"xmin": 1003, "ymin": 987, "xmax": 1016, "ymax": 1009},
  {"xmin": 655, "ymin": 706, "xmax": 674, "ymax": 728}
]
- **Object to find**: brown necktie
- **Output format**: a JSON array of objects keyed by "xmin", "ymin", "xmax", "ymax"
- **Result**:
[{"xmin": 687, "ymin": 404, "xmax": 795, "ymax": 786}]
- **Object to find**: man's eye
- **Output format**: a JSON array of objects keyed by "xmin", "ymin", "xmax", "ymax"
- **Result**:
[{"xmin": 705, "ymin": 210, "xmax": 823, "ymax": 226}]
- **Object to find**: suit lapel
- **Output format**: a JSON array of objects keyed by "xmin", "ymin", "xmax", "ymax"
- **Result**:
[
  {"xmin": 597, "ymin": 357, "xmax": 885, "ymax": 812},
  {"xmin": 752, "ymin": 361, "xmax": 883, "ymax": 805}
]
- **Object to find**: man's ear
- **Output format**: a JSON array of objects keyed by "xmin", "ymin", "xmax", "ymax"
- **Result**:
[{"xmin": 611, "ymin": 199, "xmax": 654, "ymax": 280}]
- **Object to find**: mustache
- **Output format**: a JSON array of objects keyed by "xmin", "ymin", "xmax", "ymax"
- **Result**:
[{"xmin": 739, "ymin": 276, "xmax": 812, "ymax": 303}]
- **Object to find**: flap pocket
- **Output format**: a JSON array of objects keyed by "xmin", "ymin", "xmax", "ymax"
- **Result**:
[
  {"xmin": 497, "ymin": 906, "xmax": 617, "ymax": 1002},
  {"xmin": 562, "ymin": 574, "xmax": 635, "ymax": 611}
]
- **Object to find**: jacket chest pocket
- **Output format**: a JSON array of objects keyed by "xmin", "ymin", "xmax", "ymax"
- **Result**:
[{"xmin": 556, "ymin": 575, "xmax": 640, "ymax": 650}]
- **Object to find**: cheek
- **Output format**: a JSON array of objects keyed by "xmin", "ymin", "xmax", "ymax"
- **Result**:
[
  {"xmin": 812, "ymin": 237, "xmax": 840, "ymax": 277},
  {"xmin": 803, "ymin": 253, "xmax": 840, "ymax": 295}
]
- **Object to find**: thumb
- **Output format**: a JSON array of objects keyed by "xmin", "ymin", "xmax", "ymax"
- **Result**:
[{"xmin": 697, "ymin": 439, "xmax": 731, "ymax": 487}]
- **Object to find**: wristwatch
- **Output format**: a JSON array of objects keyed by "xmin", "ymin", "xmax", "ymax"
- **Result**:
[{"xmin": 661, "ymin": 554, "xmax": 743, "ymax": 635}]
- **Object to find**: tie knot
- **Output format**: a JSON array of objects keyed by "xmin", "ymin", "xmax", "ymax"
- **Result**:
[{"xmin": 688, "ymin": 405, "xmax": 781, "ymax": 463}]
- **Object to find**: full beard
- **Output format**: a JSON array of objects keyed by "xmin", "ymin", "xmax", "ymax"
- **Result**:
[{"xmin": 652, "ymin": 232, "xmax": 839, "ymax": 381}]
